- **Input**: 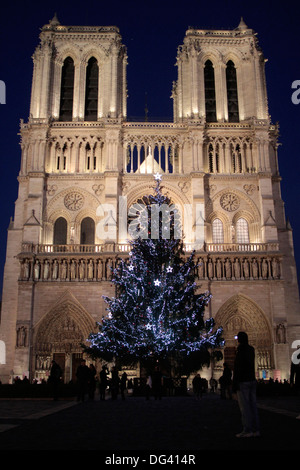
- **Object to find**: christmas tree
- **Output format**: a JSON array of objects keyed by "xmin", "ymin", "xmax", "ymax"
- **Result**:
[{"xmin": 84, "ymin": 174, "xmax": 223, "ymax": 374}]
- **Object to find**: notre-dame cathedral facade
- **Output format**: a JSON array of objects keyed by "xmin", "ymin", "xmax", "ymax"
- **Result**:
[{"xmin": 0, "ymin": 15, "xmax": 299, "ymax": 384}]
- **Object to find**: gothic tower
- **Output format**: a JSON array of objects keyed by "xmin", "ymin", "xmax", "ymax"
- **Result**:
[{"xmin": 0, "ymin": 16, "xmax": 299, "ymax": 384}]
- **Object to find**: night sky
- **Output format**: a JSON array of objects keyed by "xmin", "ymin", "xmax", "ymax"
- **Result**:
[{"xmin": 0, "ymin": 0, "xmax": 299, "ymax": 297}]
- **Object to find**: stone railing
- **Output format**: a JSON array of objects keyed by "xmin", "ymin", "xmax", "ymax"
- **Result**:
[
  {"xmin": 21, "ymin": 241, "xmax": 279, "ymax": 255},
  {"xmin": 21, "ymin": 242, "xmax": 127, "ymax": 254},
  {"xmin": 204, "ymin": 242, "xmax": 279, "ymax": 253}
]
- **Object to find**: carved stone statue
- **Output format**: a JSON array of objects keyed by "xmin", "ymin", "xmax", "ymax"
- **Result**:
[
  {"xmin": 52, "ymin": 260, "xmax": 58, "ymax": 279},
  {"xmin": 243, "ymin": 259, "xmax": 249, "ymax": 279},
  {"xmin": 225, "ymin": 259, "xmax": 231, "ymax": 279},
  {"xmin": 79, "ymin": 260, "xmax": 85, "ymax": 280},
  {"xmin": 17, "ymin": 326, "xmax": 28, "ymax": 347},
  {"xmin": 70, "ymin": 260, "xmax": 76, "ymax": 280},
  {"xmin": 34, "ymin": 260, "xmax": 40, "ymax": 280},
  {"xmin": 276, "ymin": 323, "xmax": 286, "ymax": 343},
  {"xmin": 252, "ymin": 258, "xmax": 258, "ymax": 279},
  {"xmin": 43, "ymin": 260, "xmax": 50, "ymax": 280},
  {"xmin": 88, "ymin": 260, "xmax": 93, "ymax": 279},
  {"xmin": 23, "ymin": 259, "xmax": 30, "ymax": 280},
  {"xmin": 234, "ymin": 258, "xmax": 240, "ymax": 279},
  {"xmin": 207, "ymin": 259, "xmax": 213, "ymax": 279},
  {"xmin": 61, "ymin": 260, "xmax": 67, "ymax": 279},
  {"xmin": 97, "ymin": 260, "xmax": 103, "ymax": 280}
]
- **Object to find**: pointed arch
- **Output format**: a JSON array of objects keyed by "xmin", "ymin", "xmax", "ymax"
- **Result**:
[
  {"xmin": 80, "ymin": 216, "xmax": 95, "ymax": 244},
  {"xmin": 235, "ymin": 217, "xmax": 250, "ymax": 244},
  {"xmin": 53, "ymin": 217, "xmax": 67, "ymax": 245},
  {"xmin": 212, "ymin": 218, "xmax": 224, "ymax": 243},
  {"xmin": 226, "ymin": 60, "xmax": 239, "ymax": 122},
  {"xmin": 204, "ymin": 60, "xmax": 217, "ymax": 122},
  {"xmin": 215, "ymin": 293, "xmax": 273, "ymax": 371},
  {"xmin": 84, "ymin": 56, "xmax": 99, "ymax": 121},
  {"xmin": 33, "ymin": 292, "xmax": 96, "ymax": 356},
  {"xmin": 59, "ymin": 57, "xmax": 75, "ymax": 121}
]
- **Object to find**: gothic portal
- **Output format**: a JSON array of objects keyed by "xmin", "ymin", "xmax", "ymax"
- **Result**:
[{"xmin": 0, "ymin": 15, "xmax": 299, "ymax": 383}]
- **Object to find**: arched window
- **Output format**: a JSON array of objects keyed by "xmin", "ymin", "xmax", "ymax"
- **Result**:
[
  {"xmin": 59, "ymin": 57, "xmax": 74, "ymax": 121},
  {"xmin": 204, "ymin": 60, "xmax": 217, "ymax": 122},
  {"xmin": 53, "ymin": 217, "xmax": 67, "ymax": 245},
  {"xmin": 226, "ymin": 60, "xmax": 239, "ymax": 123},
  {"xmin": 80, "ymin": 217, "xmax": 95, "ymax": 244},
  {"xmin": 212, "ymin": 218, "xmax": 224, "ymax": 243},
  {"xmin": 236, "ymin": 218, "xmax": 249, "ymax": 244},
  {"xmin": 84, "ymin": 57, "xmax": 99, "ymax": 121}
]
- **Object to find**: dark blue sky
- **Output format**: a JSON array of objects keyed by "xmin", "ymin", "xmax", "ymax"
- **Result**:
[{"xmin": 0, "ymin": 0, "xmax": 299, "ymax": 296}]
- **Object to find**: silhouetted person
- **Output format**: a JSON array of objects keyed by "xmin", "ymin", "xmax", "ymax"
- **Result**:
[
  {"xmin": 120, "ymin": 372, "xmax": 127, "ymax": 400},
  {"xmin": 88, "ymin": 364, "xmax": 97, "ymax": 400},
  {"xmin": 152, "ymin": 366, "xmax": 163, "ymax": 400},
  {"xmin": 99, "ymin": 365, "xmax": 108, "ymax": 400},
  {"xmin": 49, "ymin": 360, "xmax": 62, "ymax": 400},
  {"xmin": 192, "ymin": 373, "xmax": 202, "ymax": 400},
  {"xmin": 110, "ymin": 367, "xmax": 120, "ymax": 400},
  {"xmin": 219, "ymin": 363, "xmax": 232, "ymax": 399},
  {"xmin": 233, "ymin": 331, "xmax": 260, "ymax": 438},
  {"xmin": 76, "ymin": 359, "xmax": 90, "ymax": 402}
]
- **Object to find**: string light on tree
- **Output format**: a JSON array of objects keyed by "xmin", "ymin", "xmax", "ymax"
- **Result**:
[{"xmin": 84, "ymin": 175, "xmax": 224, "ymax": 374}]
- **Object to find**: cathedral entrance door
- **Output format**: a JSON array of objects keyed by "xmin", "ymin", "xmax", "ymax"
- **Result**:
[
  {"xmin": 215, "ymin": 293, "xmax": 273, "ymax": 377},
  {"xmin": 53, "ymin": 353, "xmax": 65, "ymax": 380},
  {"xmin": 72, "ymin": 353, "xmax": 83, "ymax": 382},
  {"xmin": 33, "ymin": 294, "xmax": 96, "ymax": 384},
  {"xmin": 224, "ymin": 346, "xmax": 236, "ymax": 372}
]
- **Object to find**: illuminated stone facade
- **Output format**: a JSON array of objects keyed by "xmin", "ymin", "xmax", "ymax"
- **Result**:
[{"xmin": 0, "ymin": 16, "xmax": 299, "ymax": 383}]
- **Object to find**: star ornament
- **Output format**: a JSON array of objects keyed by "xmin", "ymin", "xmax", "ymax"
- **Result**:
[
  {"xmin": 154, "ymin": 279, "xmax": 161, "ymax": 286},
  {"xmin": 166, "ymin": 266, "xmax": 173, "ymax": 273},
  {"xmin": 154, "ymin": 172, "xmax": 162, "ymax": 181},
  {"xmin": 128, "ymin": 265, "xmax": 134, "ymax": 271}
]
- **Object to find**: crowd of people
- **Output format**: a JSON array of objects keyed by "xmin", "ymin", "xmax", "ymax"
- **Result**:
[
  {"xmin": 71, "ymin": 361, "xmax": 168, "ymax": 402},
  {"xmin": 74, "ymin": 360, "xmax": 132, "ymax": 402},
  {"xmin": 4, "ymin": 338, "xmax": 300, "ymax": 413}
]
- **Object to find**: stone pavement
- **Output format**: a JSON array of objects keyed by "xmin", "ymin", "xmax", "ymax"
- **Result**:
[{"xmin": 0, "ymin": 392, "xmax": 299, "ymax": 455}]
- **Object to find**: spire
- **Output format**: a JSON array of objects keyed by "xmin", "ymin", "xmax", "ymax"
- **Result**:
[
  {"xmin": 237, "ymin": 17, "xmax": 248, "ymax": 31},
  {"xmin": 49, "ymin": 13, "xmax": 60, "ymax": 26},
  {"xmin": 42, "ymin": 13, "xmax": 61, "ymax": 31}
]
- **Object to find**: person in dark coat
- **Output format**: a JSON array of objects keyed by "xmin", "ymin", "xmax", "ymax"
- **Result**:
[
  {"xmin": 76, "ymin": 359, "xmax": 90, "ymax": 402},
  {"xmin": 88, "ymin": 364, "xmax": 97, "ymax": 400},
  {"xmin": 110, "ymin": 367, "xmax": 120, "ymax": 400},
  {"xmin": 49, "ymin": 360, "xmax": 62, "ymax": 400},
  {"xmin": 232, "ymin": 331, "xmax": 260, "ymax": 438},
  {"xmin": 99, "ymin": 365, "xmax": 108, "ymax": 401},
  {"xmin": 152, "ymin": 366, "xmax": 163, "ymax": 400},
  {"xmin": 120, "ymin": 372, "xmax": 127, "ymax": 400},
  {"xmin": 219, "ymin": 363, "xmax": 232, "ymax": 399},
  {"xmin": 192, "ymin": 373, "xmax": 202, "ymax": 400}
]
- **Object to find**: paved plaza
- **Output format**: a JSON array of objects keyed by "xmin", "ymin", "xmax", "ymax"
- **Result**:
[{"xmin": 0, "ymin": 392, "xmax": 299, "ymax": 455}]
